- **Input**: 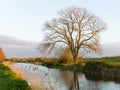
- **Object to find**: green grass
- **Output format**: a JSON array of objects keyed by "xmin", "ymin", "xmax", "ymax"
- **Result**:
[
  {"xmin": 83, "ymin": 58, "xmax": 120, "ymax": 66},
  {"xmin": 0, "ymin": 63, "xmax": 31, "ymax": 90},
  {"xmin": 106, "ymin": 60, "xmax": 120, "ymax": 65}
]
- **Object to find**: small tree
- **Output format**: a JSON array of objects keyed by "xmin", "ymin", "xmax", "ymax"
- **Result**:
[
  {"xmin": 0, "ymin": 48, "xmax": 6, "ymax": 62},
  {"xmin": 40, "ymin": 6, "xmax": 106, "ymax": 65}
]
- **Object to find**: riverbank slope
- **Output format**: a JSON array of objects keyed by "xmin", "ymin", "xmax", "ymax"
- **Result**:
[{"xmin": 0, "ymin": 63, "xmax": 31, "ymax": 90}]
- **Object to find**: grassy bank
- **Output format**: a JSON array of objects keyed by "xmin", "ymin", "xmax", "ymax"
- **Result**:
[
  {"xmin": 0, "ymin": 63, "xmax": 31, "ymax": 90},
  {"xmin": 84, "ymin": 61, "xmax": 120, "ymax": 82}
]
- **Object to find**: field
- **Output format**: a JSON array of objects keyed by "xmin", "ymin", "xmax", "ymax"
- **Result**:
[{"xmin": 83, "ymin": 58, "xmax": 120, "ymax": 66}]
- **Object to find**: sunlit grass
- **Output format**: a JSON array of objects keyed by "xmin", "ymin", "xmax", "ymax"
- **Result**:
[{"xmin": 0, "ymin": 63, "xmax": 31, "ymax": 90}]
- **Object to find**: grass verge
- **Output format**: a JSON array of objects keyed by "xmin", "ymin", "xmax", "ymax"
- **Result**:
[{"xmin": 0, "ymin": 63, "xmax": 31, "ymax": 90}]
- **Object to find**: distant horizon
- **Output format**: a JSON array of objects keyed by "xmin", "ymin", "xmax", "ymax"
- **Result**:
[{"xmin": 0, "ymin": 34, "xmax": 120, "ymax": 58}]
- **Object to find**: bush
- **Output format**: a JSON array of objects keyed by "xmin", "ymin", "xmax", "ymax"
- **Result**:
[{"xmin": 58, "ymin": 58, "xmax": 68, "ymax": 64}]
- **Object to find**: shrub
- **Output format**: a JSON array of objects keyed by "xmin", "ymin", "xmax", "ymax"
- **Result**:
[{"xmin": 58, "ymin": 58, "xmax": 68, "ymax": 64}]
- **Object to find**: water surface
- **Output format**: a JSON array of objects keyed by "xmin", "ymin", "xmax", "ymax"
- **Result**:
[{"xmin": 9, "ymin": 63, "xmax": 120, "ymax": 90}]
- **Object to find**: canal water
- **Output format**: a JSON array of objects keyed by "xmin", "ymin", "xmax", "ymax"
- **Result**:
[{"xmin": 9, "ymin": 63, "xmax": 120, "ymax": 90}]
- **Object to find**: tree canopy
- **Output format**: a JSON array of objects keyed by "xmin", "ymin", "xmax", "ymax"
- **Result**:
[{"xmin": 40, "ymin": 6, "xmax": 107, "ymax": 64}]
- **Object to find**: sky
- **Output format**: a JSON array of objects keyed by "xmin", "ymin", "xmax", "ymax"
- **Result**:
[
  {"xmin": 0, "ymin": 34, "xmax": 40, "ymax": 58},
  {"xmin": 0, "ymin": 0, "xmax": 120, "ymax": 44},
  {"xmin": 0, "ymin": 0, "xmax": 120, "ymax": 58}
]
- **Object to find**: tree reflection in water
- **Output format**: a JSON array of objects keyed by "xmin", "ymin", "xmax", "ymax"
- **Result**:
[
  {"xmin": 70, "ymin": 72, "xmax": 79, "ymax": 90},
  {"xmin": 61, "ymin": 70, "xmax": 80, "ymax": 90}
]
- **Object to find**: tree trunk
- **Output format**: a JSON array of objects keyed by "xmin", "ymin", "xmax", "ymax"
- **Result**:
[
  {"xmin": 73, "ymin": 55, "xmax": 77, "ymax": 64},
  {"xmin": 73, "ymin": 56, "xmax": 77, "ymax": 69}
]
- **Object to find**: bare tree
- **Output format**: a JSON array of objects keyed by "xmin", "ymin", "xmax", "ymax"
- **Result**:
[{"xmin": 40, "ymin": 6, "xmax": 106, "ymax": 65}]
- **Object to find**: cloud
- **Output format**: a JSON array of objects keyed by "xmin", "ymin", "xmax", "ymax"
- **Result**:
[
  {"xmin": 0, "ymin": 34, "xmax": 40, "ymax": 58},
  {"xmin": 102, "ymin": 42, "xmax": 120, "ymax": 56},
  {"xmin": 0, "ymin": 34, "xmax": 37, "ymax": 46},
  {"xmin": 0, "ymin": 34, "xmax": 120, "ymax": 58},
  {"xmin": 85, "ymin": 42, "xmax": 120, "ymax": 58}
]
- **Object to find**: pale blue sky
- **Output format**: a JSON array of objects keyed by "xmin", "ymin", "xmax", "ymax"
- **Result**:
[{"xmin": 0, "ymin": 0, "xmax": 120, "ymax": 44}]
